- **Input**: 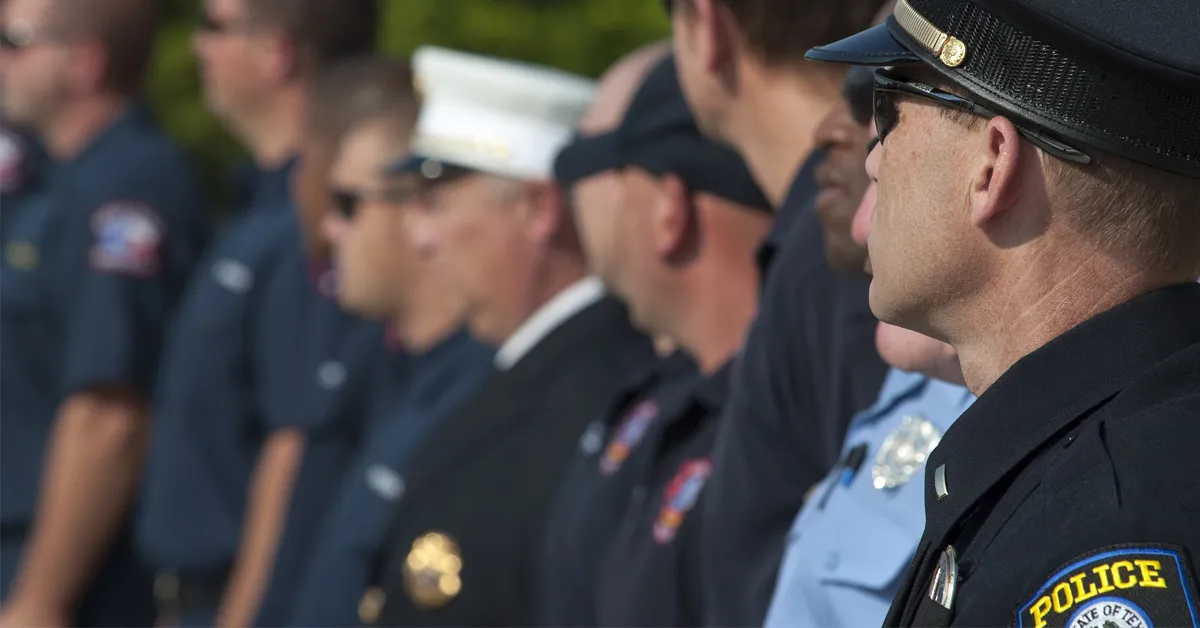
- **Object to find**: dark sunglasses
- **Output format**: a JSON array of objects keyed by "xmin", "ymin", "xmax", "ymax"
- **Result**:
[
  {"xmin": 330, "ymin": 187, "xmax": 417, "ymax": 221},
  {"xmin": 872, "ymin": 69, "xmax": 1092, "ymax": 165}
]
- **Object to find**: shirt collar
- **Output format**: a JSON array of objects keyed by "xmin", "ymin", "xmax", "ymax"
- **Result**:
[
  {"xmin": 494, "ymin": 276, "xmax": 607, "ymax": 371},
  {"xmin": 923, "ymin": 282, "xmax": 1200, "ymax": 536},
  {"xmin": 755, "ymin": 148, "xmax": 824, "ymax": 277}
]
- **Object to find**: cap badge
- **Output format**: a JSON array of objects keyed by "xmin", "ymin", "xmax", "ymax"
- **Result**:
[
  {"xmin": 403, "ymin": 531, "xmax": 463, "ymax": 609},
  {"xmin": 872, "ymin": 414, "xmax": 942, "ymax": 490},
  {"xmin": 894, "ymin": 0, "xmax": 968, "ymax": 67}
]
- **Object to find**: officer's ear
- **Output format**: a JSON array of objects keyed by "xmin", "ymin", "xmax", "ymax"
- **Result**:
[
  {"xmin": 683, "ymin": 0, "xmax": 735, "ymax": 76},
  {"xmin": 652, "ymin": 173, "xmax": 698, "ymax": 264},
  {"xmin": 969, "ymin": 116, "xmax": 1046, "ymax": 242},
  {"xmin": 68, "ymin": 39, "xmax": 108, "ymax": 95}
]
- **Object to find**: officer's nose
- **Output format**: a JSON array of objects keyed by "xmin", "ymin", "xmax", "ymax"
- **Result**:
[
  {"xmin": 403, "ymin": 206, "xmax": 439, "ymax": 259},
  {"xmin": 322, "ymin": 211, "xmax": 349, "ymax": 247},
  {"xmin": 852, "ymin": 180, "xmax": 876, "ymax": 248}
]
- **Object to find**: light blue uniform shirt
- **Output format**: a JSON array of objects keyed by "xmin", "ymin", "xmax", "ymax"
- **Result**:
[{"xmin": 764, "ymin": 368, "xmax": 974, "ymax": 628}]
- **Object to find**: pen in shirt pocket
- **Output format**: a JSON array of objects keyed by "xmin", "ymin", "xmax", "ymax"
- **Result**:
[{"xmin": 817, "ymin": 443, "xmax": 869, "ymax": 510}]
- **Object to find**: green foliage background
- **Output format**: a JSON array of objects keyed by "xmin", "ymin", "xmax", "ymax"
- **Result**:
[{"xmin": 149, "ymin": 0, "xmax": 671, "ymax": 205}]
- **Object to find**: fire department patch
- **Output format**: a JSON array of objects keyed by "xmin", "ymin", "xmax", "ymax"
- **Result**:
[
  {"xmin": 598, "ymin": 399, "xmax": 659, "ymax": 475},
  {"xmin": 89, "ymin": 202, "xmax": 164, "ymax": 277},
  {"xmin": 1017, "ymin": 545, "xmax": 1200, "ymax": 628},
  {"xmin": 653, "ymin": 458, "xmax": 712, "ymax": 544}
]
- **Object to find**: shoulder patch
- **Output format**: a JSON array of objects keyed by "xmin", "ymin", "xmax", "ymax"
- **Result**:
[
  {"xmin": 653, "ymin": 458, "xmax": 712, "ymax": 544},
  {"xmin": 0, "ymin": 129, "xmax": 25, "ymax": 194},
  {"xmin": 1017, "ymin": 544, "xmax": 1200, "ymax": 628},
  {"xmin": 598, "ymin": 399, "xmax": 659, "ymax": 475},
  {"xmin": 89, "ymin": 201, "xmax": 164, "ymax": 277}
]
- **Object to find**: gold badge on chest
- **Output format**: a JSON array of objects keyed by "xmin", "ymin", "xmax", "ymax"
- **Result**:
[
  {"xmin": 6, "ymin": 241, "xmax": 39, "ymax": 271},
  {"xmin": 403, "ymin": 531, "xmax": 463, "ymax": 609}
]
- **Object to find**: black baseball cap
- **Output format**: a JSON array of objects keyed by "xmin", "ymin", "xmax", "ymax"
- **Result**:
[{"xmin": 553, "ymin": 54, "xmax": 772, "ymax": 212}]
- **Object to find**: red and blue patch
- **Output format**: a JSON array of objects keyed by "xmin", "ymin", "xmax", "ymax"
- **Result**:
[
  {"xmin": 89, "ymin": 202, "xmax": 164, "ymax": 277},
  {"xmin": 653, "ymin": 458, "xmax": 713, "ymax": 544},
  {"xmin": 599, "ymin": 399, "xmax": 660, "ymax": 476}
]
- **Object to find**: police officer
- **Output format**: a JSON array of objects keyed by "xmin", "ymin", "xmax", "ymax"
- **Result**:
[
  {"xmin": 363, "ymin": 46, "xmax": 659, "ymax": 627},
  {"xmin": 665, "ymin": 0, "xmax": 891, "ymax": 621},
  {"xmin": 537, "ymin": 42, "xmax": 701, "ymax": 628},
  {"xmin": 805, "ymin": 0, "xmax": 1200, "ymax": 625},
  {"xmin": 287, "ymin": 56, "xmax": 495, "ymax": 627},
  {"xmin": 135, "ymin": 0, "xmax": 379, "ymax": 625},
  {"xmin": 555, "ymin": 51, "xmax": 774, "ymax": 626},
  {"xmin": 0, "ymin": 0, "xmax": 209, "ymax": 624},
  {"xmin": 763, "ymin": 58, "xmax": 977, "ymax": 628}
]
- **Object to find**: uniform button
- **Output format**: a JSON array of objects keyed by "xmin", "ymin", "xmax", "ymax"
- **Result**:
[
  {"xmin": 317, "ymin": 360, "xmax": 347, "ymax": 389},
  {"xmin": 359, "ymin": 587, "xmax": 386, "ymax": 625},
  {"xmin": 824, "ymin": 552, "xmax": 840, "ymax": 571}
]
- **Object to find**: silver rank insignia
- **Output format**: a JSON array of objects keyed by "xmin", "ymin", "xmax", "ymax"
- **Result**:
[
  {"xmin": 403, "ymin": 532, "xmax": 463, "ymax": 609},
  {"xmin": 872, "ymin": 415, "xmax": 942, "ymax": 490},
  {"xmin": 928, "ymin": 545, "xmax": 959, "ymax": 610}
]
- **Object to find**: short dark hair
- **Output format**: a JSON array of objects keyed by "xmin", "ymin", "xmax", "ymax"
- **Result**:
[
  {"xmin": 61, "ymin": 0, "xmax": 160, "ymax": 95},
  {"xmin": 678, "ymin": 0, "xmax": 888, "ymax": 69},
  {"xmin": 245, "ymin": 0, "xmax": 379, "ymax": 73},
  {"xmin": 307, "ymin": 55, "xmax": 418, "ymax": 149}
]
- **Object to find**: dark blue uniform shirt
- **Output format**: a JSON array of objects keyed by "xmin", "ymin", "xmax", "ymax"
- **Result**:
[
  {"xmin": 596, "ymin": 361, "xmax": 733, "ymax": 628},
  {"xmin": 538, "ymin": 351, "xmax": 697, "ymax": 627},
  {"xmin": 252, "ymin": 231, "xmax": 398, "ymax": 626},
  {"xmin": 136, "ymin": 160, "xmax": 297, "ymax": 584},
  {"xmin": 701, "ymin": 155, "xmax": 889, "ymax": 626},
  {"xmin": 286, "ymin": 329, "xmax": 492, "ymax": 627},
  {"xmin": 0, "ymin": 104, "xmax": 208, "ymax": 623}
]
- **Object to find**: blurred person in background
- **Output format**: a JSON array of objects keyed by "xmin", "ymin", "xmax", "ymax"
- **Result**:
[
  {"xmin": 664, "ymin": 0, "xmax": 891, "ymax": 623},
  {"xmin": 556, "ymin": 52, "xmax": 773, "ymax": 627},
  {"xmin": 134, "ymin": 0, "xmax": 380, "ymax": 625},
  {"xmin": 806, "ymin": 0, "xmax": 1200, "ymax": 623},
  {"xmin": 538, "ymin": 41, "xmax": 700, "ymax": 628},
  {"xmin": 362, "ymin": 46, "xmax": 659, "ymax": 627},
  {"xmin": 0, "ymin": 122, "xmax": 47, "ymax": 235},
  {"xmin": 764, "ymin": 57, "xmax": 976, "ymax": 628},
  {"xmin": 0, "ymin": 0, "xmax": 210, "ymax": 624},
  {"xmin": 287, "ymin": 56, "xmax": 494, "ymax": 627}
]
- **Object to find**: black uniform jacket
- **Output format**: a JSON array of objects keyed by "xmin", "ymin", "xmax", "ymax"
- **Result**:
[
  {"xmin": 369, "ymin": 296, "xmax": 657, "ymax": 627},
  {"xmin": 883, "ymin": 283, "xmax": 1200, "ymax": 628}
]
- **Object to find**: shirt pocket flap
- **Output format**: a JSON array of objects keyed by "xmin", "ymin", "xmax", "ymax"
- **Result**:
[{"xmin": 815, "ymin": 483, "xmax": 924, "ymax": 591}]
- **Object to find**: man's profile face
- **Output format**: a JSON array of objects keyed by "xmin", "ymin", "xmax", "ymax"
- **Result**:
[
  {"xmin": 0, "ymin": 0, "xmax": 73, "ymax": 132},
  {"xmin": 405, "ymin": 171, "xmax": 533, "ymax": 343},
  {"xmin": 571, "ymin": 169, "xmax": 631, "ymax": 294},
  {"xmin": 192, "ymin": 0, "xmax": 270, "ymax": 122},
  {"xmin": 864, "ymin": 70, "xmax": 983, "ymax": 335},
  {"xmin": 813, "ymin": 100, "xmax": 871, "ymax": 275}
]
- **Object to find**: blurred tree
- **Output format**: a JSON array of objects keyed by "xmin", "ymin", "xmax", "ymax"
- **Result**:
[{"xmin": 146, "ymin": 0, "xmax": 670, "ymax": 213}]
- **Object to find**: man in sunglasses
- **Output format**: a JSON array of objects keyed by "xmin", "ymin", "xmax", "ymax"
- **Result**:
[
  {"xmin": 764, "ymin": 49, "xmax": 977, "ymax": 626},
  {"xmin": 136, "ymin": 1, "xmax": 382, "ymax": 626},
  {"xmin": 361, "ymin": 46, "xmax": 659, "ymax": 627},
  {"xmin": 664, "ymin": 0, "xmax": 890, "ymax": 624},
  {"xmin": 0, "ymin": 0, "xmax": 210, "ymax": 625},
  {"xmin": 806, "ymin": 0, "xmax": 1200, "ymax": 626},
  {"xmin": 284, "ymin": 55, "xmax": 493, "ymax": 628}
]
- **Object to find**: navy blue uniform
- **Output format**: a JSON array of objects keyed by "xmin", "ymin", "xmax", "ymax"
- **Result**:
[
  {"xmin": 288, "ymin": 330, "xmax": 493, "ymax": 627},
  {"xmin": 0, "ymin": 104, "xmax": 208, "ymax": 625},
  {"xmin": 251, "ymin": 234, "xmax": 395, "ymax": 626},
  {"xmin": 0, "ymin": 125, "xmax": 47, "ymax": 234},
  {"xmin": 136, "ymin": 161, "xmax": 298, "ymax": 625},
  {"xmin": 538, "ymin": 351, "xmax": 698, "ymax": 627},
  {"xmin": 597, "ymin": 362, "xmax": 731, "ymax": 628},
  {"xmin": 701, "ymin": 156, "xmax": 889, "ymax": 626}
]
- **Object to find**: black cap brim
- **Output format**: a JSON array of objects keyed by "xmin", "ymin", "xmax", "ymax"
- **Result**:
[
  {"xmin": 552, "ymin": 132, "xmax": 622, "ymax": 188},
  {"xmin": 805, "ymin": 21, "xmax": 921, "ymax": 66}
]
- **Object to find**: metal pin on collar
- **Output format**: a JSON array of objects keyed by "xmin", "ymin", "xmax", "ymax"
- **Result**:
[{"xmin": 934, "ymin": 464, "xmax": 949, "ymax": 500}]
